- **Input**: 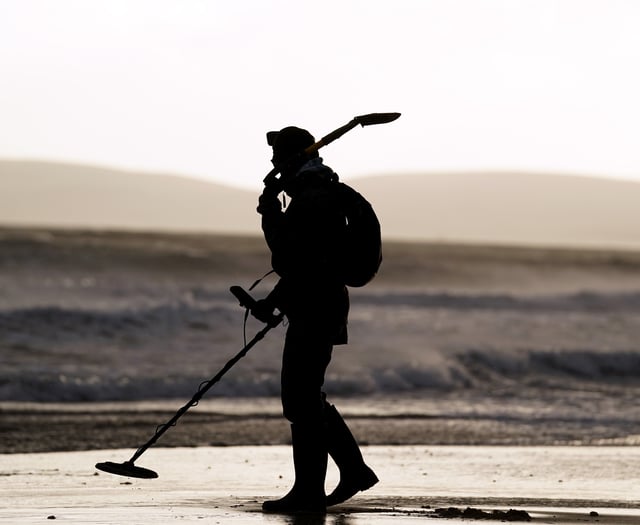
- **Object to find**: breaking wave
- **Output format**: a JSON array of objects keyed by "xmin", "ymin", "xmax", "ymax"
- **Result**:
[{"xmin": 2, "ymin": 289, "xmax": 640, "ymax": 401}]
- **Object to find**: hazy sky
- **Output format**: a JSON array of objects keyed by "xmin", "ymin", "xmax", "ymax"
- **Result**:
[{"xmin": 1, "ymin": 0, "xmax": 639, "ymax": 189}]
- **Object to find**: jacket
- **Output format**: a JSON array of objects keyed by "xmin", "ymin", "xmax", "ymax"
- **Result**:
[{"xmin": 258, "ymin": 159, "xmax": 349, "ymax": 344}]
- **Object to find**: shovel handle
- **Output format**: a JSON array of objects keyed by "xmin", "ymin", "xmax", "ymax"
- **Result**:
[{"xmin": 262, "ymin": 112, "xmax": 400, "ymax": 186}]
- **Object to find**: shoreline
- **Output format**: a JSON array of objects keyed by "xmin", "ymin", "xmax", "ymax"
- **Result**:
[{"xmin": 3, "ymin": 398, "xmax": 640, "ymax": 453}]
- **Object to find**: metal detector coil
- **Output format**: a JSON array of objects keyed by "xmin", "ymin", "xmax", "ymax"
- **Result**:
[{"xmin": 95, "ymin": 461, "xmax": 158, "ymax": 479}]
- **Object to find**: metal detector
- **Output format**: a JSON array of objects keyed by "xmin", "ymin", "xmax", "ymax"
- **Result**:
[
  {"xmin": 263, "ymin": 112, "xmax": 401, "ymax": 186},
  {"xmin": 95, "ymin": 286, "xmax": 282, "ymax": 479}
]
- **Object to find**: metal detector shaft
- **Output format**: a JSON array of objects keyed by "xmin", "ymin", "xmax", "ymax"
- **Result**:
[
  {"xmin": 263, "ymin": 112, "xmax": 400, "ymax": 185},
  {"xmin": 126, "ymin": 289, "xmax": 283, "ymax": 465}
]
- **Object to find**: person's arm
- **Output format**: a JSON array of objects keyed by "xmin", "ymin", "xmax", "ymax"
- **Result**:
[{"xmin": 257, "ymin": 185, "xmax": 285, "ymax": 255}]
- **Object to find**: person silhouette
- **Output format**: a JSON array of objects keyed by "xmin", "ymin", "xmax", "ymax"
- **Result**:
[{"xmin": 251, "ymin": 126, "xmax": 378, "ymax": 513}]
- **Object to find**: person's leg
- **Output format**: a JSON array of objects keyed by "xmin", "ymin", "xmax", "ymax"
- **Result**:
[
  {"xmin": 324, "ymin": 400, "xmax": 379, "ymax": 506},
  {"xmin": 262, "ymin": 324, "xmax": 332, "ymax": 513},
  {"xmin": 280, "ymin": 323, "xmax": 332, "ymax": 425}
]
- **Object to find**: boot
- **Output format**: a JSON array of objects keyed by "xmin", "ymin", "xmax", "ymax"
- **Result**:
[
  {"xmin": 325, "ymin": 404, "xmax": 379, "ymax": 506},
  {"xmin": 262, "ymin": 423, "xmax": 327, "ymax": 514}
]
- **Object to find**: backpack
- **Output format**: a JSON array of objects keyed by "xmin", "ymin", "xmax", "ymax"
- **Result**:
[{"xmin": 333, "ymin": 182, "xmax": 382, "ymax": 287}]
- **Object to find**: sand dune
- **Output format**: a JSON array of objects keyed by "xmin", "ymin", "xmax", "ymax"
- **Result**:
[
  {"xmin": 350, "ymin": 172, "xmax": 640, "ymax": 249},
  {"xmin": 2, "ymin": 160, "xmax": 640, "ymax": 249},
  {"xmin": 0, "ymin": 160, "xmax": 259, "ymax": 235}
]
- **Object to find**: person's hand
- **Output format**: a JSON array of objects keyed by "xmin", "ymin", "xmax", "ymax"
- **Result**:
[
  {"xmin": 256, "ymin": 183, "xmax": 282, "ymax": 215},
  {"xmin": 250, "ymin": 299, "xmax": 277, "ymax": 324}
]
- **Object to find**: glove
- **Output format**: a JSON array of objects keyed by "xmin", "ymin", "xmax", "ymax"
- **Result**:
[
  {"xmin": 256, "ymin": 184, "xmax": 282, "ymax": 215},
  {"xmin": 250, "ymin": 298, "xmax": 277, "ymax": 324}
]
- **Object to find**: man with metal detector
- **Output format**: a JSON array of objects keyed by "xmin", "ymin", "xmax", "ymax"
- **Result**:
[{"xmin": 249, "ymin": 120, "xmax": 395, "ymax": 514}]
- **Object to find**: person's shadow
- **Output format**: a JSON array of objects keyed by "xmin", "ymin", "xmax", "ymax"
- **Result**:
[
  {"xmin": 280, "ymin": 514, "xmax": 326, "ymax": 525},
  {"xmin": 280, "ymin": 512, "xmax": 358, "ymax": 525}
]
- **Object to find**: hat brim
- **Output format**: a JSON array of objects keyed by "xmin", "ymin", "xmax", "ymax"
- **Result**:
[{"xmin": 266, "ymin": 131, "xmax": 279, "ymax": 147}]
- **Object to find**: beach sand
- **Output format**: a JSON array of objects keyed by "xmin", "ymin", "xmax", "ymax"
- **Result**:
[{"xmin": 1, "ymin": 445, "xmax": 638, "ymax": 524}]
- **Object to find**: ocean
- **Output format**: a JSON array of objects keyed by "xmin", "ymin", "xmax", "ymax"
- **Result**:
[{"xmin": 1, "ymin": 228, "xmax": 640, "ymax": 450}]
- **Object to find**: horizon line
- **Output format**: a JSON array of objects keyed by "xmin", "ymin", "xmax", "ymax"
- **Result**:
[{"xmin": 2, "ymin": 156, "xmax": 640, "ymax": 190}]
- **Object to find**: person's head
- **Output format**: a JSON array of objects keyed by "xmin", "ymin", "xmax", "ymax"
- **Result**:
[{"xmin": 266, "ymin": 126, "xmax": 318, "ymax": 180}]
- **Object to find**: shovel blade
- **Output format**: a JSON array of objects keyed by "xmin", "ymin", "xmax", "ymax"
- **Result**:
[
  {"xmin": 95, "ymin": 461, "xmax": 159, "ymax": 479},
  {"xmin": 354, "ymin": 112, "xmax": 401, "ymax": 126}
]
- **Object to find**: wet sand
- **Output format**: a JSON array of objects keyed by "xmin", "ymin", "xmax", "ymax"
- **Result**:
[
  {"xmin": 1, "ymin": 402, "xmax": 610, "ymax": 454},
  {"xmin": 1, "ymin": 446, "xmax": 638, "ymax": 524},
  {"xmin": 5, "ymin": 397, "xmax": 640, "ymax": 454}
]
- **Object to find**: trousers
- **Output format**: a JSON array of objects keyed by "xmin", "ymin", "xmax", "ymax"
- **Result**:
[{"xmin": 280, "ymin": 320, "xmax": 334, "ymax": 425}]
